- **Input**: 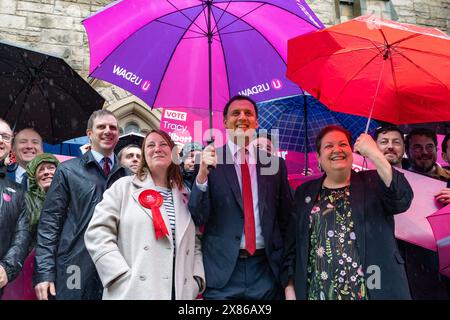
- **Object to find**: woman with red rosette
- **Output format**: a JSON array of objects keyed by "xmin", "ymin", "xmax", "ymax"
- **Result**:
[{"xmin": 85, "ymin": 129, "xmax": 205, "ymax": 300}]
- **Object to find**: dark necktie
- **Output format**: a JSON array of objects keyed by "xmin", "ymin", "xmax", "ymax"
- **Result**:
[
  {"xmin": 240, "ymin": 149, "xmax": 256, "ymax": 255},
  {"xmin": 103, "ymin": 157, "xmax": 111, "ymax": 176}
]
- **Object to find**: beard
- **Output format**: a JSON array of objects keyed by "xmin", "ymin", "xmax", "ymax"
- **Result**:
[
  {"xmin": 384, "ymin": 152, "xmax": 401, "ymax": 165},
  {"xmin": 412, "ymin": 156, "xmax": 436, "ymax": 173}
]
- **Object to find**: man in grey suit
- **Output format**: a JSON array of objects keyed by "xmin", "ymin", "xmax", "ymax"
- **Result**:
[{"xmin": 188, "ymin": 95, "xmax": 293, "ymax": 299}]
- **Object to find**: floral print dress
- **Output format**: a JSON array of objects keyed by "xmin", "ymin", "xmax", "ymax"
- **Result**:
[{"xmin": 307, "ymin": 186, "xmax": 368, "ymax": 300}]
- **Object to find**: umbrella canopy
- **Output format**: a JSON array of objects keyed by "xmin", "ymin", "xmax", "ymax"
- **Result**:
[
  {"xmin": 257, "ymin": 95, "xmax": 378, "ymax": 153},
  {"xmin": 114, "ymin": 132, "xmax": 145, "ymax": 154},
  {"xmin": 43, "ymin": 136, "xmax": 89, "ymax": 157},
  {"xmin": 427, "ymin": 205, "xmax": 450, "ymax": 278},
  {"xmin": 83, "ymin": 0, "xmax": 323, "ymax": 119},
  {"xmin": 0, "ymin": 41, "xmax": 105, "ymax": 144},
  {"xmin": 286, "ymin": 15, "xmax": 450, "ymax": 125}
]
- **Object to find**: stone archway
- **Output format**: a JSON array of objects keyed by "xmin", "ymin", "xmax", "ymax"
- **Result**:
[
  {"xmin": 88, "ymin": 79, "xmax": 161, "ymax": 134},
  {"xmin": 105, "ymin": 95, "xmax": 162, "ymax": 134}
]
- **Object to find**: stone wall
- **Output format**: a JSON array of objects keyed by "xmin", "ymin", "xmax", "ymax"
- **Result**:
[
  {"xmin": 390, "ymin": 0, "xmax": 450, "ymax": 33},
  {"xmin": 0, "ymin": 0, "xmax": 113, "ymax": 78}
]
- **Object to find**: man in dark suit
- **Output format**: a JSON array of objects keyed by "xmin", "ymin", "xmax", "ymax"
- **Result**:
[{"xmin": 188, "ymin": 95, "xmax": 293, "ymax": 299}]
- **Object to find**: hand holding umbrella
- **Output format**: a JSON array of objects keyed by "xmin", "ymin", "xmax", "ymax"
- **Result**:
[
  {"xmin": 354, "ymin": 133, "xmax": 392, "ymax": 186},
  {"xmin": 197, "ymin": 144, "xmax": 217, "ymax": 184}
]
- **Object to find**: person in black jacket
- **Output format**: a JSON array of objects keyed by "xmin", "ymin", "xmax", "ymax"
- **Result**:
[
  {"xmin": 33, "ymin": 110, "xmax": 130, "ymax": 300},
  {"xmin": 0, "ymin": 118, "xmax": 31, "ymax": 298},
  {"xmin": 282, "ymin": 125, "xmax": 413, "ymax": 300},
  {"xmin": 179, "ymin": 142, "xmax": 203, "ymax": 191}
]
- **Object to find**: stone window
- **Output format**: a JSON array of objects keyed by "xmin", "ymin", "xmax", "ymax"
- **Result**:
[{"xmin": 124, "ymin": 122, "xmax": 140, "ymax": 134}]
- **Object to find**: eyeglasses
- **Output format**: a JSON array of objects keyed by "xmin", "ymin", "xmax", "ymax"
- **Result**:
[
  {"xmin": 0, "ymin": 133, "xmax": 12, "ymax": 143},
  {"xmin": 412, "ymin": 144, "xmax": 435, "ymax": 153}
]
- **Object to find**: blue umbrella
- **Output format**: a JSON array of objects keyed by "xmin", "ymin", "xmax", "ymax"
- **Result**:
[
  {"xmin": 43, "ymin": 136, "xmax": 88, "ymax": 157},
  {"xmin": 257, "ymin": 94, "xmax": 378, "ymax": 172}
]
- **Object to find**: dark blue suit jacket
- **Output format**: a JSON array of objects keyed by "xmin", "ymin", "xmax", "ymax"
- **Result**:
[
  {"xmin": 6, "ymin": 164, "xmax": 28, "ymax": 190},
  {"xmin": 188, "ymin": 145, "xmax": 293, "ymax": 289}
]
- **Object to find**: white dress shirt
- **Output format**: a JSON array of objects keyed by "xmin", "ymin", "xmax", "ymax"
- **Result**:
[
  {"xmin": 90, "ymin": 149, "xmax": 115, "ymax": 170},
  {"xmin": 15, "ymin": 165, "xmax": 26, "ymax": 184}
]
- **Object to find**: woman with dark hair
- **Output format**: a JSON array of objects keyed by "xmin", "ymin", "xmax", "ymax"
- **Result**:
[
  {"xmin": 85, "ymin": 129, "xmax": 205, "ymax": 300},
  {"xmin": 282, "ymin": 125, "xmax": 413, "ymax": 300}
]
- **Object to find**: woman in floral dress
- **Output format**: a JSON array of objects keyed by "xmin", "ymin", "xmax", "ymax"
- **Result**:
[{"xmin": 282, "ymin": 125, "xmax": 413, "ymax": 300}]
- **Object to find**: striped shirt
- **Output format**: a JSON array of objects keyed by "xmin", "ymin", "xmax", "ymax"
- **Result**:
[{"xmin": 156, "ymin": 187, "xmax": 176, "ymax": 253}]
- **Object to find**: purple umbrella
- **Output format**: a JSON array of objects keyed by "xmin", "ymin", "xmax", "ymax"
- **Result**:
[{"xmin": 83, "ymin": 0, "xmax": 323, "ymax": 136}]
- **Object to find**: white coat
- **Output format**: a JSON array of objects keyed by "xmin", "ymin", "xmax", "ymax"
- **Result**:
[{"xmin": 84, "ymin": 173, "xmax": 205, "ymax": 300}]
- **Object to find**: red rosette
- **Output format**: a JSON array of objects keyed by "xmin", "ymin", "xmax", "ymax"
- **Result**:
[{"xmin": 138, "ymin": 189, "xmax": 168, "ymax": 240}]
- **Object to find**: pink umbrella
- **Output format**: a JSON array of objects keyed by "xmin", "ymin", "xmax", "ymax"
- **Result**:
[
  {"xmin": 83, "ymin": 0, "xmax": 323, "ymax": 138},
  {"xmin": 427, "ymin": 205, "xmax": 450, "ymax": 278},
  {"xmin": 352, "ymin": 153, "xmax": 441, "ymax": 251}
]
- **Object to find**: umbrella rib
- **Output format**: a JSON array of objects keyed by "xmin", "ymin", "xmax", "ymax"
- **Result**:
[
  {"xmin": 213, "ymin": 7, "xmax": 291, "ymax": 79},
  {"xmin": 327, "ymin": 46, "xmax": 383, "ymax": 56},
  {"xmin": 183, "ymin": 35, "xmax": 211, "ymax": 40},
  {"xmin": 2, "ymin": 84, "xmax": 27, "ymax": 120},
  {"xmin": 89, "ymin": 3, "xmax": 205, "ymax": 75},
  {"xmin": 166, "ymin": 0, "xmax": 207, "ymax": 34},
  {"xmin": 36, "ymin": 81, "xmax": 56, "ymax": 139},
  {"xmin": 387, "ymin": 50, "xmax": 402, "ymax": 124},
  {"xmin": 391, "ymin": 43, "xmax": 450, "ymax": 60},
  {"xmin": 214, "ymin": 2, "xmax": 266, "ymax": 35},
  {"xmin": 211, "ymin": 10, "xmax": 232, "ymax": 107},
  {"xmin": 390, "ymin": 33, "xmax": 422, "ymax": 47},
  {"xmin": 0, "ymin": 59, "xmax": 29, "ymax": 77},
  {"xmin": 288, "ymin": 47, "xmax": 380, "ymax": 85},
  {"xmin": 151, "ymin": 8, "xmax": 205, "ymax": 109},
  {"xmin": 327, "ymin": 30, "xmax": 386, "ymax": 51},
  {"xmin": 200, "ymin": 1, "xmax": 209, "ymax": 34},
  {"xmin": 1, "ymin": 52, "xmax": 35, "ymax": 120},
  {"xmin": 378, "ymin": 28, "xmax": 390, "ymax": 47},
  {"xmin": 391, "ymin": 46, "xmax": 450, "ymax": 96},
  {"xmin": 13, "ymin": 56, "xmax": 54, "ymax": 131},
  {"xmin": 154, "ymin": 20, "xmax": 205, "ymax": 36},
  {"xmin": 217, "ymin": 0, "xmax": 323, "ymax": 31},
  {"xmin": 218, "ymin": 28, "xmax": 255, "ymax": 36},
  {"xmin": 211, "ymin": 0, "xmax": 232, "ymax": 34},
  {"xmin": 332, "ymin": 51, "xmax": 383, "ymax": 106},
  {"xmin": 46, "ymin": 75, "xmax": 94, "ymax": 117}
]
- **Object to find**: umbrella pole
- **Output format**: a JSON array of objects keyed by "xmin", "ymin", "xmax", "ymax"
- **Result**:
[
  {"xmin": 207, "ymin": 0, "xmax": 213, "ymax": 144},
  {"xmin": 365, "ymin": 57, "xmax": 387, "ymax": 133},
  {"xmin": 304, "ymin": 94, "xmax": 309, "ymax": 176}
]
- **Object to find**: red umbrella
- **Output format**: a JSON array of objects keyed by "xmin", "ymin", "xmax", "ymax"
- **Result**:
[
  {"xmin": 427, "ymin": 205, "xmax": 450, "ymax": 278},
  {"xmin": 286, "ymin": 15, "xmax": 450, "ymax": 126}
]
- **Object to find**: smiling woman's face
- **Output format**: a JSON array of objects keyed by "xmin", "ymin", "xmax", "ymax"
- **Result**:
[
  {"xmin": 36, "ymin": 162, "xmax": 57, "ymax": 192},
  {"xmin": 317, "ymin": 130, "xmax": 353, "ymax": 174},
  {"xmin": 144, "ymin": 132, "xmax": 172, "ymax": 173}
]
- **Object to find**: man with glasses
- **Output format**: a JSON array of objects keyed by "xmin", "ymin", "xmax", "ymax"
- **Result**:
[
  {"xmin": 402, "ymin": 127, "xmax": 450, "ymax": 300},
  {"xmin": 0, "ymin": 118, "xmax": 31, "ymax": 298},
  {"xmin": 405, "ymin": 128, "xmax": 450, "ymax": 181}
]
